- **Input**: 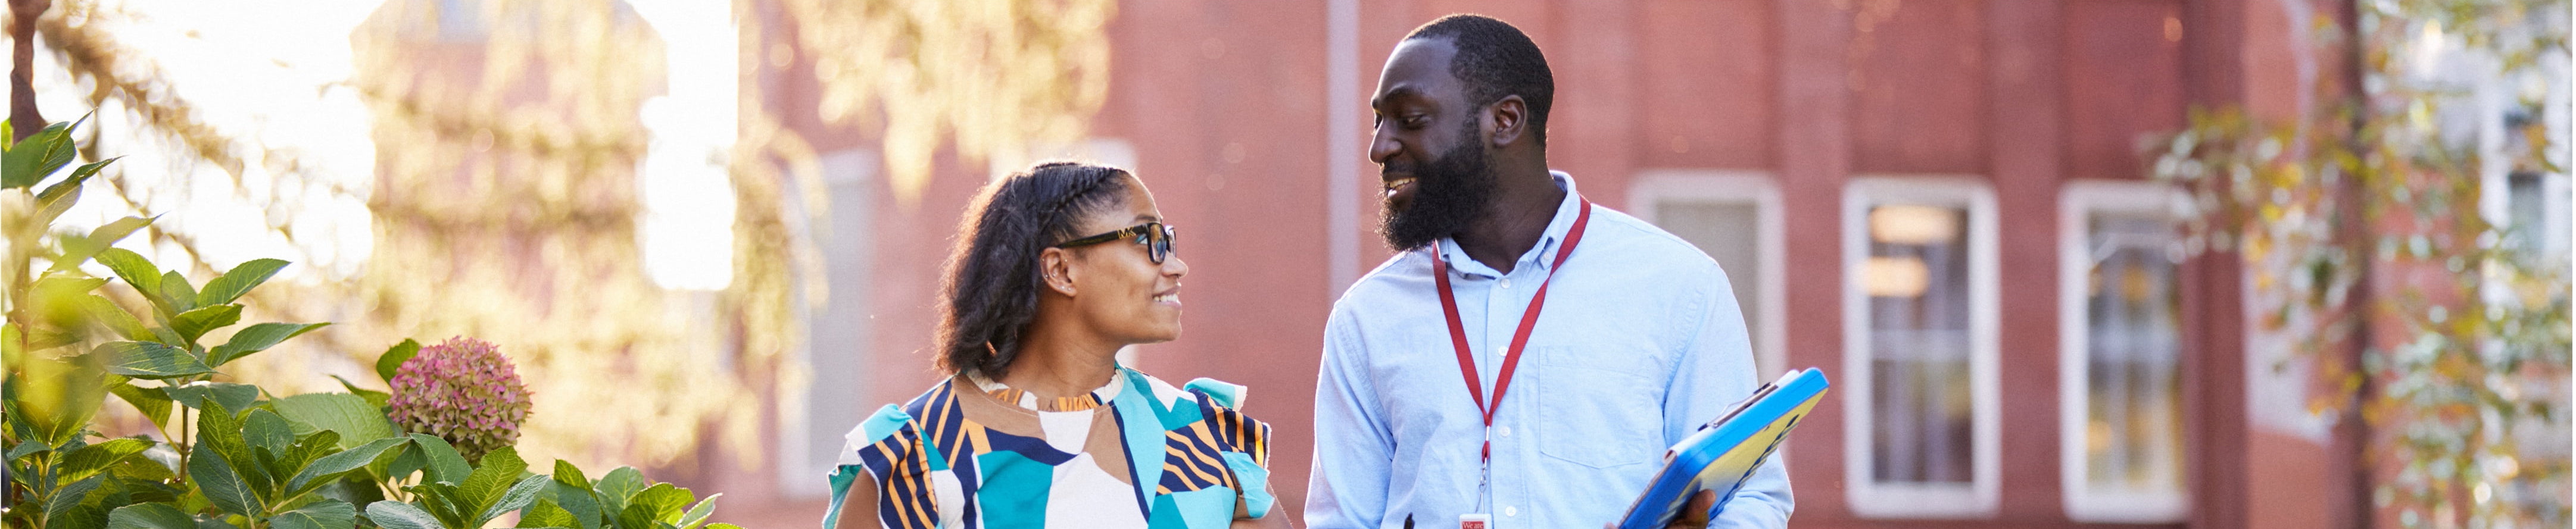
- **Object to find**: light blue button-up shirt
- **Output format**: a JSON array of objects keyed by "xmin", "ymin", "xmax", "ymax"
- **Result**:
[{"xmin": 1306, "ymin": 173, "xmax": 1791, "ymax": 529}]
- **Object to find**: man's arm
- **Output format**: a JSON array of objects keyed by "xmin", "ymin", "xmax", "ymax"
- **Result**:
[
  {"xmin": 1664, "ymin": 268, "xmax": 1792, "ymax": 529},
  {"xmin": 1305, "ymin": 308, "xmax": 1395, "ymax": 529}
]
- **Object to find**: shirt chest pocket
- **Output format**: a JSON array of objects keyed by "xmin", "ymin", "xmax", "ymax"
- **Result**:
[{"xmin": 1532, "ymin": 346, "xmax": 1666, "ymax": 469}]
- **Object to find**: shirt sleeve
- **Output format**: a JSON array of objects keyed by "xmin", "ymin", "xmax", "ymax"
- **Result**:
[
  {"xmin": 825, "ymin": 405, "xmax": 937, "ymax": 529},
  {"xmin": 1183, "ymin": 378, "xmax": 1278, "ymax": 519},
  {"xmin": 1304, "ymin": 305, "xmax": 1395, "ymax": 529},
  {"xmin": 1665, "ymin": 266, "xmax": 1795, "ymax": 529}
]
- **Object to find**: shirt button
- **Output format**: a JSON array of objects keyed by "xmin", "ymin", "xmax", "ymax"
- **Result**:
[
  {"xmin": 1499, "ymin": 278, "xmax": 1513, "ymax": 289},
  {"xmin": 1498, "ymin": 425, "xmax": 1512, "ymax": 437},
  {"xmin": 1505, "ymin": 506, "xmax": 1518, "ymax": 517}
]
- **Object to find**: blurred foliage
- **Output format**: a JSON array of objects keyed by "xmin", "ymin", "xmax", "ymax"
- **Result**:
[
  {"xmin": 344, "ymin": 0, "xmax": 753, "ymax": 471},
  {"xmin": 10, "ymin": 0, "xmax": 1123, "ymax": 481},
  {"xmin": 770, "ymin": 0, "xmax": 1115, "ymax": 203},
  {"xmin": 2148, "ymin": 0, "xmax": 2569, "ymax": 527},
  {"xmin": 4, "ymin": 115, "xmax": 744, "ymax": 529}
]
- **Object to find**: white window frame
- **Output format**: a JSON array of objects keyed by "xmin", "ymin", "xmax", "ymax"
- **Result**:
[
  {"xmin": 2057, "ymin": 180, "xmax": 2190, "ymax": 523},
  {"xmin": 1841, "ymin": 176, "xmax": 2001, "ymax": 519},
  {"xmin": 1627, "ymin": 169, "xmax": 1786, "ymax": 376}
]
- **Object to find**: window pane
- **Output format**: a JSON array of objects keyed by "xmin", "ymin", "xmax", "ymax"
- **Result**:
[
  {"xmin": 1657, "ymin": 201, "xmax": 1766, "ymax": 371},
  {"xmin": 1865, "ymin": 204, "xmax": 1974, "ymax": 484},
  {"xmin": 2083, "ymin": 212, "xmax": 2183, "ymax": 492}
]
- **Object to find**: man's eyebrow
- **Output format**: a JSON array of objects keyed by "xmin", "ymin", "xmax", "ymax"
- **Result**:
[
  {"xmin": 1371, "ymin": 86, "xmax": 1424, "ymax": 108},
  {"xmin": 1134, "ymin": 213, "xmax": 1160, "ymax": 223}
]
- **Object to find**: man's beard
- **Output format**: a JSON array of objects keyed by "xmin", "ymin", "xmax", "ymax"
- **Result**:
[{"xmin": 1379, "ymin": 134, "xmax": 1496, "ymax": 251}]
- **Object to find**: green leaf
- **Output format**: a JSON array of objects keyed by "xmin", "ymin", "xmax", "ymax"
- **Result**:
[
  {"xmin": 519, "ymin": 499, "xmax": 578, "ymax": 529},
  {"xmin": 4, "ymin": 118, "xmax": 76, "ymax": 189},
  {"xmin": 272, "ymin": 430, "xmax": 340, "ymax": 488},
  {"xmin": 36, "ymin": 157, "xmax": 118, "ymax": 207},
  {"xmin": 45, "ymin": 503, "xmax": 107, "ymax": 529},
  {"xmin": 155, "ymin": 271, "xmax": 197, "ymax": 315},
  {"xmin": 83, "ymin": 295, "xmax": 152, "ymax": 342},
  {"xmin": 287, "ymin": 437, "xmax": 408, "ymax": 494},
  {"xmin": 166, "ymin": 382, "xmax": 260, "ymax": 414},
  {"xmin": 413, "ymin": 482, "xmax": 473, "ymax": 528},
  {"xmin": 384, "ymin": 442, "xmax": 426, "ymax": 483},
  {"xmin": 244, "ymin": 409, "xmax": 295, "ymax": 460},
  {"xmin": 407, "ymin": 434, "xmax": 472, "ymax": 486},
  {"xmin": 327, "ymin": 375, "xmax": 391, "ymax": 410},
  {"xmin": 47, "ymin": 474, "xmax": 105, "ymax": 515},
  {"xmin": 270, "ymin": 499, "xmax": 356, "ymax": 529},
  {"xmin": 479, "ymin": 474, "xmax": 552, "ymax": 526},
  {"xmin": 9, "ymin": 439, "xmax": 49, "ymax": 459},
  {"xmin": 375, "ymin": 339, "xmax": 420, "ymax": 385},
  {"xmin": 674, "ymin": 493, "xmax": 719, "ymax": 529},
  {"xmin": 461, "ymin": 447, "xmax": 529, "ymax": 509},
  {"xmin": 625, "ymin": 484, "xmax": 691, "ymax": 523},
  {"xmin": 551, "ymin": 459, "xmax": 591, "ymax": 490},
  {"xmin": 95, "ymin": 342, "xmax": 211, "ymax": 380},
  {"xmin": 189, "ymin": 442, "xmax": 262, "ymax": 517},
  {"xmin": 208, "ymin": 323, "xmax": 328, "ymax": 368},
  {"xmin": 195, "ymin": 259, "xmax": 288, "ymax": 308},
  {"xmin": 105, "ymin": 503, "xmax": 198, "ymax": 529},
  {"xmin": 117, "ymin": 444, "xmax": 180, "ymax": 481},
  {"xmin": 546, "ymin": 481, "xmax": 602, "ymax": 529},
  {"xmin": 272, "ymin": 393, "xmax": 397, "ymax": 448},
  {"xmin": 169, "ymin": 305, "xmax": 241, "ymax": 344},
  {"xmin": 195, "ymin": 397, "xmax": 276, "ymax": 502},
  {"xmin": 592, "ymin": 467, "xmax": 645, "ymax": 508},
  {"xmin": 35, "ymin": 176, "xmax": 80, "ymax": 224},
  {"xmin": 49, "ymin": 215, "xmax": 149, "ymax": 274},
  {"xmin": 613, "ymin": 505, "xmax": 654, "ymax": 529},
  {"xmin": 57, "ymin": 437, "xmax": 152, "ymax": 484},
  {"xmin": 92, "ymin": 249, "xmax": 160, "ymax": 298},
  {"xmin": 362, "ymin": 501, "xmax": 442, "ymax": 529},
  {"xmin": 32, "ymin": 276, "xmax": 110, "ymax": 302}
]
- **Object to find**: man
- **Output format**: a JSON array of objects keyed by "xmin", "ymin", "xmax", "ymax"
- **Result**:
[{"xmin": 1306, "ymin": 14, "xmax": 1792, "ymax": 529}]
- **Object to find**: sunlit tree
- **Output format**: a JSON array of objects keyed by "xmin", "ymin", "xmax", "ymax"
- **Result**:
[{"xmin": 2150, "ymin": 0, "xmax": 2569, "ymax": 526}]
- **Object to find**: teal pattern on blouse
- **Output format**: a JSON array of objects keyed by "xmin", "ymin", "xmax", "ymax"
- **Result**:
[{"xmin": 822, "ymin": 366, "xmax": 1273, "ymax": 529}]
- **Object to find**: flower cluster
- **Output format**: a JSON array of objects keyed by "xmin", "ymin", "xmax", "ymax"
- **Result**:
[{"xmin": 387, "ymin": 337, "xmax": 532, "ymax": 461}]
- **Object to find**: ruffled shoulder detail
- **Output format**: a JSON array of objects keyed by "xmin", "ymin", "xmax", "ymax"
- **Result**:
[{"xmin": 1182, "ymin": 377, "xmax": 1247, "ymax": 409}]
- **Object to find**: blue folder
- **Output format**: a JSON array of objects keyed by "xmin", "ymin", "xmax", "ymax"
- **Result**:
[{"xmin": 1615, "ymin": 368, "xmax": 1829, "ymax": 529}]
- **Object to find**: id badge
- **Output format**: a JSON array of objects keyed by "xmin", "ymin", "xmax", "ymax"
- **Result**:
[{"xmin": 1457, "ymin": 513, "xmax": 1491, "ymax": 529}]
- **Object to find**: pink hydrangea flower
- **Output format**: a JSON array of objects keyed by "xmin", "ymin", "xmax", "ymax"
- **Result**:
[{"xmin": 387, "ymin": 337, "xmax": 532, "ymax": 461}]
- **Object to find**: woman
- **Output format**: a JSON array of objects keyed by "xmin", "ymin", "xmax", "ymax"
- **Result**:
[{"xmin": 824, "ymin": 162, "xmax": 1285, "ymax": 529}]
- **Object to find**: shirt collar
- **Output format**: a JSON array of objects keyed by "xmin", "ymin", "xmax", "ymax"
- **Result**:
[{"xmin": 1436, "ymin": 171, "xmax": 1585, "ymax": 278}]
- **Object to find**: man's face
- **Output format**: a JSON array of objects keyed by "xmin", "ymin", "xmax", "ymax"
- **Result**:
[{"xmin": 1370, "ymin": 37, "xmax": 1497, "ymax": 251}]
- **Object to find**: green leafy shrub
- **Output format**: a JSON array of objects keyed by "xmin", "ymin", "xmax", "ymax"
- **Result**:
[{"xmin": 1, "ymin": 117, "xmax": 740, "ymax": 529}]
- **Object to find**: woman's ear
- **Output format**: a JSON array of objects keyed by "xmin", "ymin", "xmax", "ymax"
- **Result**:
[{"xmin": 1039, "ymin": 247, "xmax": 1078, "ymax": 296}]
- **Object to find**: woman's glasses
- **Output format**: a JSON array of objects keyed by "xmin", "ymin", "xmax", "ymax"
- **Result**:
[{"xmin": 1055, "ymin": 222, "xmax": 1177, "ymax": 264}]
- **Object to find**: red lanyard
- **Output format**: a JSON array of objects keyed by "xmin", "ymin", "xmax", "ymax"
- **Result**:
[{"xmin": 1432, "ymin": 198, "xmax": 1591, "ymax": 462}]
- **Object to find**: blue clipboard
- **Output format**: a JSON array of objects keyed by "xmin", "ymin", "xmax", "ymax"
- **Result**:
[{"xmin": 1614, "ymin": 368, "xmax": 1829, "ymax": 529}]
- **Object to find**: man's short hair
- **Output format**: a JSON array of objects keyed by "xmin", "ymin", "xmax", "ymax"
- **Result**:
[{"xmin": 1404, "ymin": 14, "xmax": 1555, "ymax": 146}]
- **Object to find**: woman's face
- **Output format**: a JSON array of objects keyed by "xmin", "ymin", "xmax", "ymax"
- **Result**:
[{"xmin": 1059, "ymin": 177, "xmax": 1188, "ymax": 345}]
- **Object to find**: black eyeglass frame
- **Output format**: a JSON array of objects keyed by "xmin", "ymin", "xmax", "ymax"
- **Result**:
[{"xmin": 1053, "ymin": 221, "xmax": 1177, "ymax": 264}]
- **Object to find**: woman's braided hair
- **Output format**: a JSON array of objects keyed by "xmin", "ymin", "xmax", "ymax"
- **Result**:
[{"xmin": 932, "ymin": 161, "xmax": 1134, "ymax": 378}]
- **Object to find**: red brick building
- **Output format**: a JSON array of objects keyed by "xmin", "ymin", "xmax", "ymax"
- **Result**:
[{"xmin": 707, "ymin": 1, "xmax": 2521, "ymax": 528}]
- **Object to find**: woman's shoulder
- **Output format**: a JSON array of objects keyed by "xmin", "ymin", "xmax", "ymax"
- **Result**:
[
  {"xmin": 1122, "ymin": 368, "xmax": 1258, "ymax": 415},
  {"xmin": 837, "ymin": 378, "xmax": 965, "ymax": 456}
]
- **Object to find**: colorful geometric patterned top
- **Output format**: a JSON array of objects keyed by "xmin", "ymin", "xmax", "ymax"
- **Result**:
[{"xmin": 822, "ymin": 365, "xmax": 1275, "ymax": 529}]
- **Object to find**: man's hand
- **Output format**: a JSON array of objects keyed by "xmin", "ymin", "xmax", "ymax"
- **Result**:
[{"xmin": 1604, "ymin": 490, "xmax": 1720, "ymax": 529}]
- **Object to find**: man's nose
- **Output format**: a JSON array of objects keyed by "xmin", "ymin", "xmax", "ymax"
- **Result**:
[{"xmin": 1368, "ymin": 129, "xmax": 1400, "ymax": 165}]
